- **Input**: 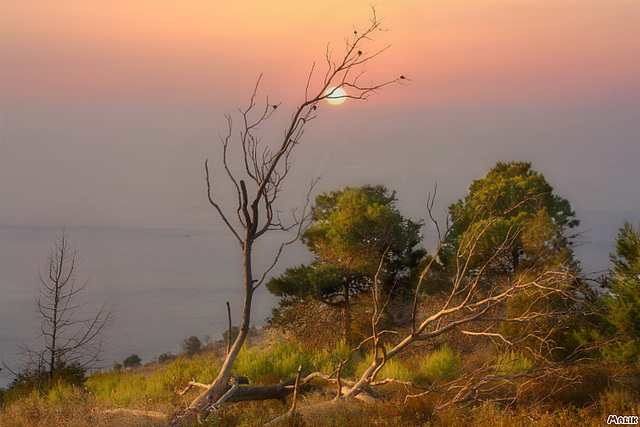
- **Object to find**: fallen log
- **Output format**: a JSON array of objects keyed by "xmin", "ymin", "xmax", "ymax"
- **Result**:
[{"xmin": 171, "ymin": 373, "xmax": 325, "ymax": 425}]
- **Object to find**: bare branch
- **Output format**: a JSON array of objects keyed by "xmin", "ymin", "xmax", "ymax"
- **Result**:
[
  {"xmin": 177, "ymin": 9, "xmax": 405, "ymax": 425},
  {"xmin": 19, "ymin": 227, "xmax": 111, "ymax": 380},
  {"xmin": 205, "ymin": 159, "xmax": 243, "ymax": 245}
]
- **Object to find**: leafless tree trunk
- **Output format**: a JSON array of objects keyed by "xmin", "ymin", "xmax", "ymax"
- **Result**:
[
  {"xmin": 331, "ymin": 192, "xmax": 593, "ymax": 407},
  {"xmin": 170, "ymin": 188, "xmax": 599, "ymax": 426},
  {"xmin": 20, "ymin": 227, "xmax": 111, "ymax": 380},
  {"xmin": 262, "ymin": 192, "xmax": 599, "ymax": 425},
  {"xmin": 172, "ymin": 10, "xmax": 404, "ymax": 425}
]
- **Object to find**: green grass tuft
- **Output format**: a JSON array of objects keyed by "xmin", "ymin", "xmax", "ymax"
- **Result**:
[{"xmin": 419, "ymin": 344, "xmax": 463, "ymax": 383}]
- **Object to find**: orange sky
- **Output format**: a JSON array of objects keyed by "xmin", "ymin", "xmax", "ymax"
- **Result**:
[
  {"xmin": 1, "ymin": 1, "xmax": 639, "ymax": 385},
  {"xmin": 0, "ymin": 0, "xmax": 638, "ymax": 239},
  {"xmin": 2, "ymin": 1, "xmax": 638, "ymax": 106}
]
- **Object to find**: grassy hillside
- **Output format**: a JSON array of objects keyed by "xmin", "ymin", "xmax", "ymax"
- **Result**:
[{"xmin": 1, "ymin": 329, "xmax": 638, "ymax": 426}]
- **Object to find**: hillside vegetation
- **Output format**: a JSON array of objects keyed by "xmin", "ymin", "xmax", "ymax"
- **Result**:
[
  {"xmin": 1, "ymin": 329, "xmax": 638, "ymax": 426},
  {"xmin": 3, "ymin": 164, "xmax": 639, "ymax": 426}
]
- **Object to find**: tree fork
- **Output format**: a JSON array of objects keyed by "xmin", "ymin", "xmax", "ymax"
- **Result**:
[{"xmin": 172, "ymin": 9, "xmax": 403, "ymax": 425}]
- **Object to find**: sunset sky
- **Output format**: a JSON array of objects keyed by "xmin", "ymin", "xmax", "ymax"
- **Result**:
[{"xmin": 1, "ymin": 0, "xmax": 639, "ymax": 271}]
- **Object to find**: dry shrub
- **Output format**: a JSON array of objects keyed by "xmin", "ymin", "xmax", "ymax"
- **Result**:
[
  {"xmin": 0, "ymin": 385, "xmax": 173, "ymax": 427},
  {"xmin": 599, "ymin": 387, "xmax": 640, "ymax": 417},
  {"xmin": 271, "ymin": 299, "xmax": 343, "ymax": 350},
  {"xmin": 531, "ymin": 366, "xmax": 612, "ymax": 408},
  {"xmin": 203, "ymin": 398, "xmax": 292, "ymax": 426}
]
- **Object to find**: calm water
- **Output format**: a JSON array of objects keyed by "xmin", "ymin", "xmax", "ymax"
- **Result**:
[
  {"xmin": 0, "ymin": 220, "xmax": 617, "ymax": 388},
  {"xmin": 0, "ymin": 224, "xmax": 293, "ymax": 387}
]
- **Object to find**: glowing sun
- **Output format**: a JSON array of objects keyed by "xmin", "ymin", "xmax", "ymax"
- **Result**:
[{"xmin": 324, "ymin": 87, "xmax": 347, "ymax": 105}]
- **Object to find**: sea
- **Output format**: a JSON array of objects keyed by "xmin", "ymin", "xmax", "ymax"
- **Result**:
[
  {"xmin": 0, "ymin": 223, "xmax": 297, "ymax": 388},
  {"xmin": 0, "ymin": 220, "xmax": 616, "ymax": 388}
]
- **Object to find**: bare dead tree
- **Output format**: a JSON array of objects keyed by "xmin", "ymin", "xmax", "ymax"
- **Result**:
[
  {"xmin": 339, "ymin": 200, "xmax": 596, "ymax": 407},
  {"xmin": 172, "ymin": 10, "xmax": 404, "ymax": 425},
  {"xmin": 260, "ymin": 193, "xmax": 600, "ymax": 425},
  {"xmin": 20, "ymin": 227, "xmax": 111, "ymax": 381}
]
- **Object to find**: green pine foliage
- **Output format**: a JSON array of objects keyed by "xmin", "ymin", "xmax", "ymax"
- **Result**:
[
  {"xmin": 122, "ymin": 353, "xmax": 142, "ymax": 368},
  {"xmin": 602, "ymin": 221, "xmax": 640, "ymax": 365},
  {"xmin": 267, "ymin": 185, "xmax": 425, "ymax": 345},
  {"xmin": 445, "ymin": 161, "xmax": 578, "ymax": 276},
  {"xmin": 182, "ymin": 336, "xmax": 202, "ymax": 356}
]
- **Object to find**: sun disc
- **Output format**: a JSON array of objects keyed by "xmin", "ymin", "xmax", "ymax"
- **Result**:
[{"xmin": 325, "ymin": 87, "xmax": 347, "ymax": 105}]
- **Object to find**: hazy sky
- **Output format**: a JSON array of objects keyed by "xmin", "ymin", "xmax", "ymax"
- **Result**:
[{"xmin": 1, "ymin": 0, "xmax": 639, "ymax": 272}]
